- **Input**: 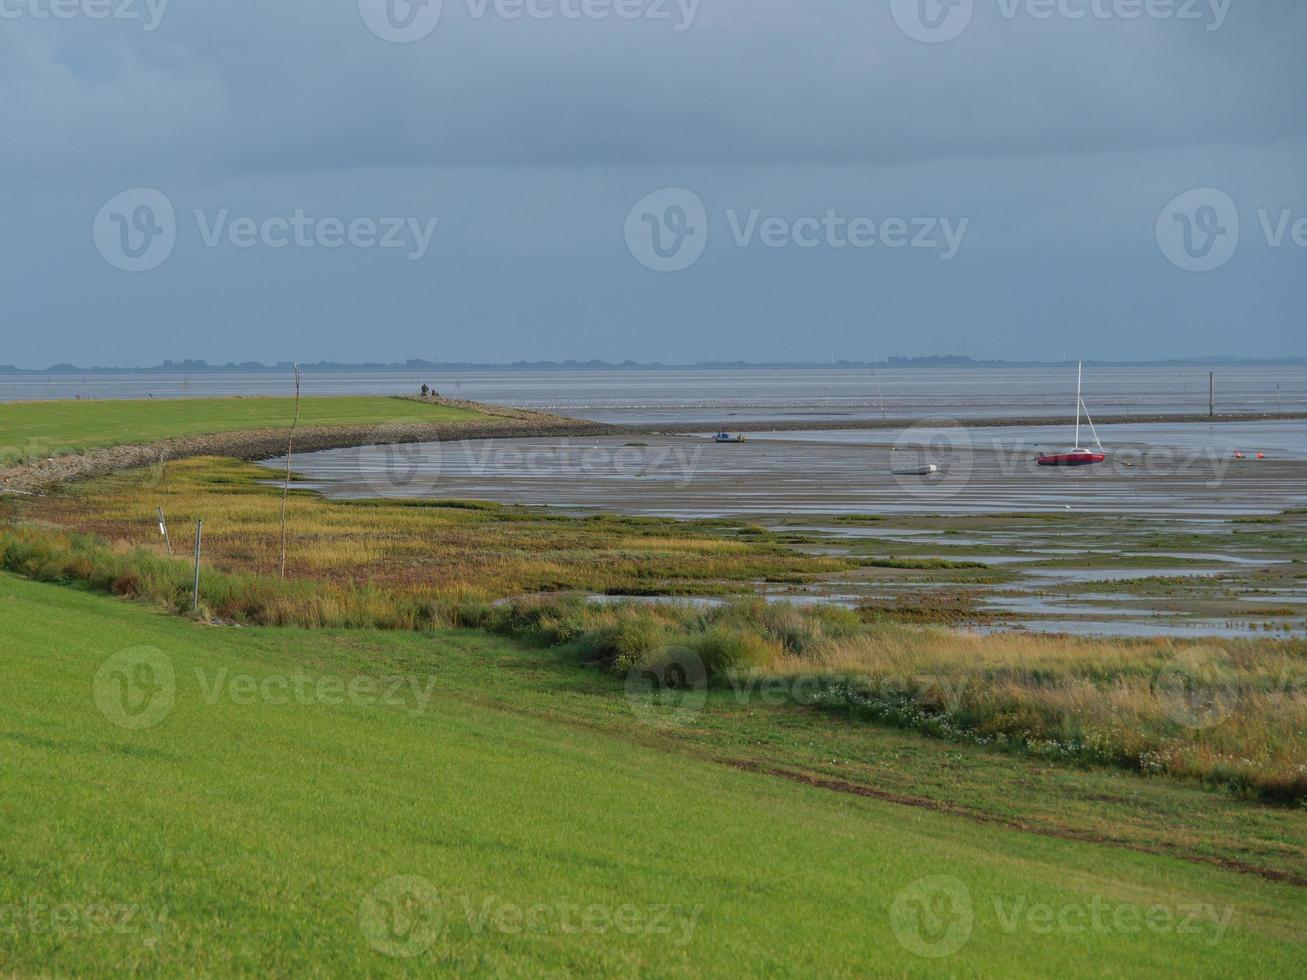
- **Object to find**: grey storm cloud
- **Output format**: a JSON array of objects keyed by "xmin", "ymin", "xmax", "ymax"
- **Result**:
[
  {"xmin": 0, "ymin": 0, "xmax": 1303, "ymax": 368},
  {"xmin": 0, "ymin": 0, "xmax": 1303, "ymax": 177}
]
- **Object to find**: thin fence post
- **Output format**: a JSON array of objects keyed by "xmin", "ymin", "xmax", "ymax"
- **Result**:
[
  {"xmin": 158, "ymin": 507, "xmax": 173, "ymax": 557},
  {"xmin": 192, "ymin": 518, "xmax": 203, "ymax": 614},
  {"xmin": 279, "ymin": 364, "xmax": 302, "ymax": 579}
]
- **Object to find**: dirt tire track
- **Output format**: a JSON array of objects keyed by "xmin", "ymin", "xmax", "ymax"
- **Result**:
[
  {"xmin": 443, "ymin": 690, "xmax": 1307, "ymax": 890},
  {"xmin": 722, "ymin": 758, "xmax": 1307, "ymax": 888}
]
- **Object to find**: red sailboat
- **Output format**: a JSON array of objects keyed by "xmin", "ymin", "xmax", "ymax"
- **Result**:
[{"xmin": 1037, "ymin": 362, "xmax": 1107, "ymax": 467}]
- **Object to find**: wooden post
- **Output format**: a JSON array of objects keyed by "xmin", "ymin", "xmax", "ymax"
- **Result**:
[
  {"xmin": 157, "ymin": 507, "xmax": 173, "ymax": 557},
  {"xmin": 192, "ymin": 518, "xmax": 203, "ymax": 614},
  {"xmin": 279, "ymin": 365, "xmax": 302, "ymax": 579},
  {"xmin": 1209, "ymin": 372, "xmax": 1215, "ymax": 418}
]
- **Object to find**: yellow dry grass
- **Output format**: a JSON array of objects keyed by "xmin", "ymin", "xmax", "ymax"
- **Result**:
[
  {"xmin": 769, "ymin": 625, "xmax": 1307, "ymax": 802},
  {"xmin": 20, "ymin": 457, "xmax": 851, "ymax": 602}
]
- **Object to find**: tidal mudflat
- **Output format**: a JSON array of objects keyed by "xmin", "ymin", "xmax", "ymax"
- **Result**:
[
  {"xmin": 750, "ymin": 510, "xmax": 1307, "ymax": 640},
  {"xmin": 274, "ymin": 428, "xmax": 1307, "ymax": 517},
  {"xmin": 271, "ymin": 425, "xmax": 1307, "ymax": 640}
]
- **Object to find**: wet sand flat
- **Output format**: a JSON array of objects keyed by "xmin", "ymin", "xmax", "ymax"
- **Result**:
[
  {"xmin": 277, "ymin": 432, "xmax": 1307, "ymax": 518},
  {"xmin": 267, "ymin": 427, "xmax": 1307, "ymax": 640}
]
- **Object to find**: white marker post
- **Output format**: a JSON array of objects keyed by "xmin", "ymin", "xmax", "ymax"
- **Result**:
[{"xmin": 157, "ymin": 507, "xmax": 173, "ymax": 557}]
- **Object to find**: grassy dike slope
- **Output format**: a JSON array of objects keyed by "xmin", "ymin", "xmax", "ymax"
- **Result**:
[
  {"xmin": 0, "ymin": 396, "xmax": 491, "ymax": 464},
  {"xmin": 2, "ymin": 572, "xmax": 1304, "ymax": 976}
]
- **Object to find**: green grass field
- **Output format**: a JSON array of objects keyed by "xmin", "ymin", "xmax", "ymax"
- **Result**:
[
  {"xmin": 4, "ymin": 397, "xmax": 1306, "ymax": 974},
  {"xmin": 0, "ymin": 396, "xmax": 485, "ymax": 464},
  {"xmin": 3, "ymin": 572, "xmax": 1305, "ymax": 975}
]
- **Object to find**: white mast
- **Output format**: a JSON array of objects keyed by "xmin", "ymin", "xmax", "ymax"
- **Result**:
[{"xmin": 1074, "ymin": 361, "xmax": 1082, "ymax": 451}]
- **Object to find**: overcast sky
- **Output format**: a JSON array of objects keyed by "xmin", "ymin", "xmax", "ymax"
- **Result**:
[{"xmin": 1, "ymin": 0, "xmax": 1303, "ymax": 367}]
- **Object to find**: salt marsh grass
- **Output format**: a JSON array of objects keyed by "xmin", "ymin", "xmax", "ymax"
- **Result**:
[
  {"xmin": 10, "ymin": 456, "xmax": 1307, "ymax": 804},
  {"xmin": 20, "ymin": 458, "xmax": 850, "ymax": 600},
  {"xmin": 777, "ymin": 629, "xmax": 1307, "ymax": 803}
]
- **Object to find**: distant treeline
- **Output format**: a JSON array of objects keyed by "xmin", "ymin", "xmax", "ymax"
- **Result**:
[{"xmin": 2, "ymin": 355, "xmax": 1305, "ymax": 374}]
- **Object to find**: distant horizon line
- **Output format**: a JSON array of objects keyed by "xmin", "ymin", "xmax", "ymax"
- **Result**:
[{"xmin": 2, "ymin": 354, "xmax": 1306, "ymax": 375}]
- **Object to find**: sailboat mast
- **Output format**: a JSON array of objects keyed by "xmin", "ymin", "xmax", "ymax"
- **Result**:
[{"xmin": 1075, "ymin": 361, "xmax": 1082, "ymax": 450}]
